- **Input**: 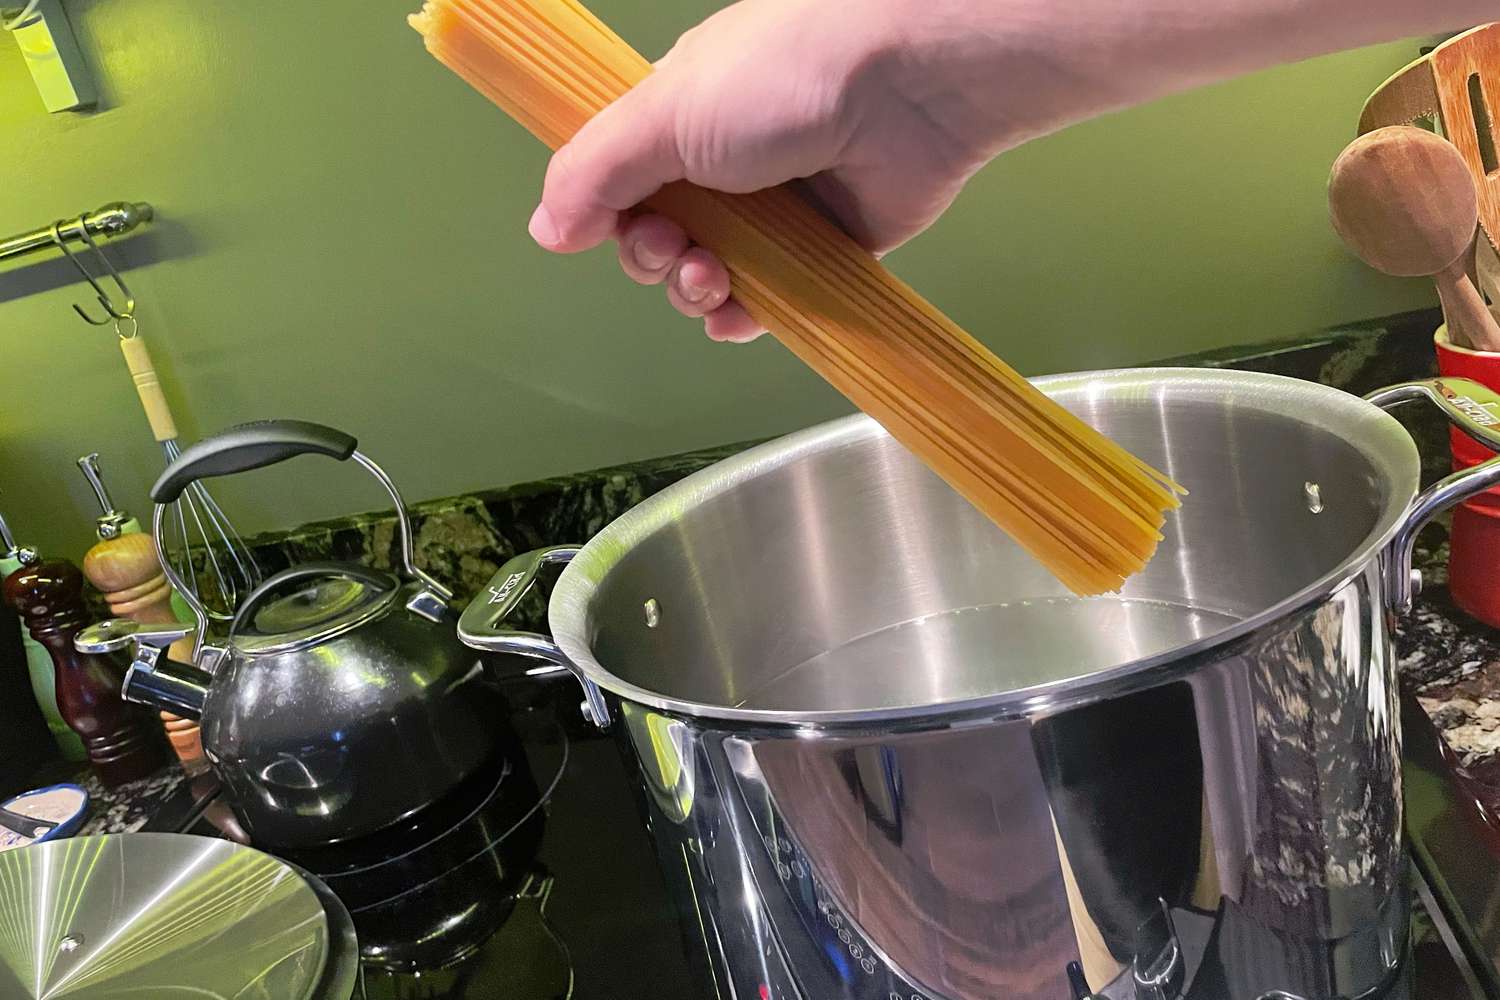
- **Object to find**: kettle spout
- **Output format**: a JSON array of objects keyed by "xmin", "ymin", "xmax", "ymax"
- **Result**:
[
  {"xmin": 75, "ymin": 618, "xmax": 211, "ymax": 719},
  {"xmin": 122, "ymin": 655, "xmax": 211, "ymax": 719}
]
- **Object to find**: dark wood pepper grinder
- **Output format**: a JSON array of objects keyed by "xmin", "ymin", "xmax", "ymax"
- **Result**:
[{"xmin": 3, "ymin": 556, "xmax": 167, "ymax": 787}]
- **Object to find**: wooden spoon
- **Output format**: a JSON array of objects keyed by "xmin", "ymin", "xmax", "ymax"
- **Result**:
[
  {"xmin": 1328, "ymin": 125, "xmax": 1500, "ymax": 351},
  {"xmin": 1357, "ymin": 24, "xmax": 1500, "ymax": 245},
  {"xmin": 1476, "ymin": 236, "xmax": 1500, "ymax": 326}
]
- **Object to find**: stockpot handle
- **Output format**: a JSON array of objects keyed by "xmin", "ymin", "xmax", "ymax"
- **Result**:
[
  {"xmin": 458, "ymin": 545, "xmax": 611, "ymax": 729},
  {"xmin": 149, "ymin": 420, "xmax": 452, "ymax": 631},
  {"xmin": 1366, "ymin": 376, "xmax": 1500, "ymax": 614}
]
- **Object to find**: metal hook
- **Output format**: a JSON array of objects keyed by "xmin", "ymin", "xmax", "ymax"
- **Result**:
[{"xmin": 50, "ymin": 216, "xmax": 135, "ymax": 325}]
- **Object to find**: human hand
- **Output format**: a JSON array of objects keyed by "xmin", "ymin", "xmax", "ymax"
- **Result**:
[
  {"xmin": 527, "ymin": 0, "xmax": 1499, "ymax": 342},
  {"xmin": 527, "ymin": 0, "xmax": 1010, "ymax": 342}
]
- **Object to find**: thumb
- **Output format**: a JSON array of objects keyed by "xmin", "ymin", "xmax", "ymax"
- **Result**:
[{"xmin": 531, "ymin": 78, "xmax": 685, "ymax": 253}]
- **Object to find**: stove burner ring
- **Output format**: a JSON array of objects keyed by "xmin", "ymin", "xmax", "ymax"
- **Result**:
[{"xmin": 338, "ymin": 721, "xmax": 569, "ymax": 914}]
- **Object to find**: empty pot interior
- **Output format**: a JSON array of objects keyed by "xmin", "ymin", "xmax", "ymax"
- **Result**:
[{"xmin": 558, "ymin": 370, "xmax": 1419, "ymax": 718}]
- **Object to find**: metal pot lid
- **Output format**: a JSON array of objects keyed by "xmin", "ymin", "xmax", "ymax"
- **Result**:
[
  {"xmin": 0, "ymin": 832, "xmax": 358, "ymax": 999},
  {"xmin": 232, "ymin": 562, "xmax": 399, "ymax": 654}
]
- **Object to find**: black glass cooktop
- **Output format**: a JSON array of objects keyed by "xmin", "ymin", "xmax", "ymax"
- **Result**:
[
  {"xmin": 154, "ymin": 684, "xmax": 1493, "ymax": 1000},
  {"xmin": 350, "ymin": 728, "xmax": 700, "ymax": 999},
  {"xmin": 165, "ymin": 690, "xmax": 699, "ymax": 1000}
]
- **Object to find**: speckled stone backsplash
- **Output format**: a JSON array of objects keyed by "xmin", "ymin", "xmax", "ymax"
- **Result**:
[{"xmin": 232, "ymin": 439, "xmax": 760, "ymax": 611}]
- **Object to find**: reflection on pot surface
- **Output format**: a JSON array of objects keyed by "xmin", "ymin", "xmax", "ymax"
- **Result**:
[{"xmin": 622, "ymin": 580, "xmax": 1410, "ymax": 1000}]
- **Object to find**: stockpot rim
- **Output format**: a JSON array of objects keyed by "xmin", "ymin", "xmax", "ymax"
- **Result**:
[{"xmin": 547, "ymin": 367, "xmax": 1422, "ymax": 728}]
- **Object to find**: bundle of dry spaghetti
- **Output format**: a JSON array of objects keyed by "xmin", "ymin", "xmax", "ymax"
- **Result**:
[{"xmin": 409, "ymin": 0, "xmax": 1184, "ymax": 594}]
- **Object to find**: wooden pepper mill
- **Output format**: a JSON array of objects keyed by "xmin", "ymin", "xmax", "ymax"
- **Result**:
[
  {"xmin": 2, "ymin": 556, "xmax": 167, "ymax": 787},
  {"xmin": 0, "ymin": 506, "xmax": 86, "ymax": 762},
  {"xmin": 77, "ymin": 454, "xmax": 205, "ymax": 769}
]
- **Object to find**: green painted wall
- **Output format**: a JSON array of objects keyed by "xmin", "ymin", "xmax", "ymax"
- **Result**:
[{"xmin": 0, "ymin": 0, "xmax": 1437, "ymax": 560}]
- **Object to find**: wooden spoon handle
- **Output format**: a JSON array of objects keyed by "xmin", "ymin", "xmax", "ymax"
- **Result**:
[
  {"xmin": 1476, "ymin": 238, "xmax": 1500, "ymax": 325},
  {"xmin": 1439, "ymin": 258, "xmax": 1500, "ymax": 352},
  {"xmin": 1436, "ymin": 271, "xmax": 1474, "ymax": 348}
]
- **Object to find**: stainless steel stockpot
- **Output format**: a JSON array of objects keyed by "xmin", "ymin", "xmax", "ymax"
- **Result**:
[{"xmin": 461, "ymin": 369, "xmax": 1500, "ymax": 1000}]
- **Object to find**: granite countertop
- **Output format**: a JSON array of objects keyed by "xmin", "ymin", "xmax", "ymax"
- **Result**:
[
  {"xmin": 75, "ymin": 764, "xmax": 193, "ymax": 836},
  {"xmin": 1402, "ymin": 521, "xmax": 1500, "ymax": 800},
  {"xmin": 9, "ymin": 757, "xmax": 199, "ymax": 839}
]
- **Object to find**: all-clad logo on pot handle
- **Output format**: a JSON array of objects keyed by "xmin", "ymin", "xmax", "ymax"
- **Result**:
[
  {"xmin": 488, "ymin": 572, "xmax": 527, "ymax": 606},
  {"xmin": 1438, "ymin": 383, "xmax": 1500, "ymax": 426}
]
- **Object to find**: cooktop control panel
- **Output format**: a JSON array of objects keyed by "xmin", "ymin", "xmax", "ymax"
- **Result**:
[{"xmin": 754, "ymin": 823, "xmax": 943, "ymax": 1000}]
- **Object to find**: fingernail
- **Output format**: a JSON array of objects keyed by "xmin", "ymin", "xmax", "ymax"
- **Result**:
[
  {"xmin": 679, "ymin": 277, "xmax": 709, "ymax": 303},
  {"xmin": 633, "ymin": 244, "xmax": 671, "ymax": 272},
  {"xmin": 528, "ymin": 205, "xmax": 560, "ymax": 247}
]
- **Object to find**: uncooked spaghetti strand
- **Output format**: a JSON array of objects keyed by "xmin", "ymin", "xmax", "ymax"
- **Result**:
[
  {"xmin": 726, "ymin": 263, "xmax": 1149, "ymax": 577},
  {"xmin": 668, "ymin": 182, "xmax": 1174, "ymax": 539},
  {"xmin": 686, "ymin": 180, "xmax": 1179, "ymax": 504},
  {"xmin": 459, "ymin": 0, "xmax": 642, "ymax": 103},
  {"xmin": 732, "ymin": 185, "xmax": 1188, "ymax": 512},
  {"xmin": 738, "ymin": 306, "xmax": 1121, "ymax": 590},
  {"xmin": 714, "ymin": 184, "xmax": 1182, "ymax": 522},
  {"xmin": 701, "ymin": 238, "xmax": 1162, "ymax": 571}
]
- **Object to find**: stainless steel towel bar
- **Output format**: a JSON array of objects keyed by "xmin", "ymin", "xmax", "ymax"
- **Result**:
[{"xmin": 0, "ymin": 202, "xmax": 153, "ymax": 263}]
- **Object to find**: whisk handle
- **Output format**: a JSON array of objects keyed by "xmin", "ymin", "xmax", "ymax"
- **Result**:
[
  {"xmin": 151, "ymin": 420, "xmax": 357, "ymax": 503},
  {"xmin": 119, "ymin": 336, "xmax": 178, "ymax": 444}
]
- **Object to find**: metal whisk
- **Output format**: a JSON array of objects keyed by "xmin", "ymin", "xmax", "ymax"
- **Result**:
[
  {"xmin": 55, "ymin": 219, "xmax": 262, "ymax": 621},
  {"xmin": 154, "ymin": 436, "xmax": 263, "ymax": 620}
]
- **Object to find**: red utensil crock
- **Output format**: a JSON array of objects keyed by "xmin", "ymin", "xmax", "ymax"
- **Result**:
[{"xmin": 1435, "ymin": 325, "xmax": 1500, "ymax": 626}]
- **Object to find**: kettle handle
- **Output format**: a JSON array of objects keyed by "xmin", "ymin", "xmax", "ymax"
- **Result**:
[
  {"xmin": 147, "ymin": 419, "xmax": 452, "ymax": 627},
  {"xmin": 150, "ymin": 420, "xmax": 357, "ymax": 503}
]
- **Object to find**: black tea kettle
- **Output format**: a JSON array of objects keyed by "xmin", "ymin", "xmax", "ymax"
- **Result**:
[{"xmin": 78, "ymin": 421, "xmax": 504, "ymax": 848}]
